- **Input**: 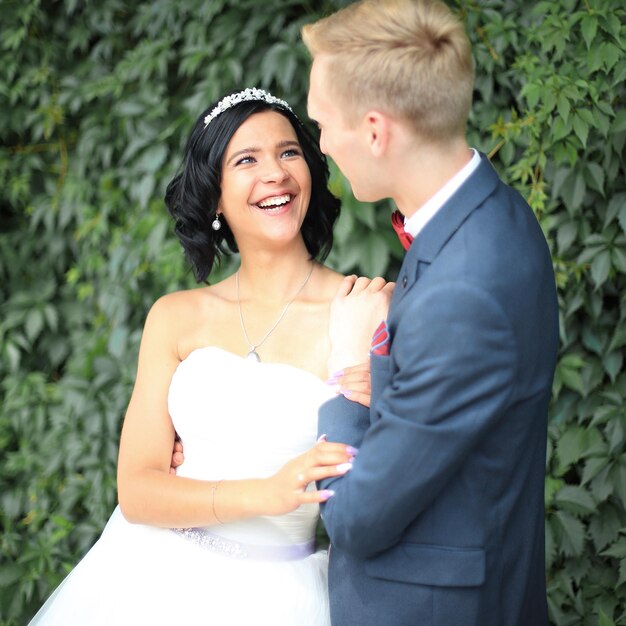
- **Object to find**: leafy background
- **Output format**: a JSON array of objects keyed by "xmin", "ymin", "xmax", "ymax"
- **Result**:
[{"xmin": 1, "ymin": 0, "xmax": 624, "ymax": 624}]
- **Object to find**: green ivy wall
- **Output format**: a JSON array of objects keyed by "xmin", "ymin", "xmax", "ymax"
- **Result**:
[{"xmin": 1, "ymin": 1, "xmax": 624, "ymax": 624}]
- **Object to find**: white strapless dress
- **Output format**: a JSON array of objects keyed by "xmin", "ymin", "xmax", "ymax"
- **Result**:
[{"xmin": 30, "ymin": 347, "xmax": 334, "ymax": 625}]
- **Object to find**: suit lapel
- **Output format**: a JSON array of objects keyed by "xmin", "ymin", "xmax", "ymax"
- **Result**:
[{"xmin": 390, "ymin": 154, "xmax": 500, "ymax": 313}]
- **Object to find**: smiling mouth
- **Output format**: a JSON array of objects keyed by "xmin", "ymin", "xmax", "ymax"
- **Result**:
[{"xmin": 255, "ymin": 194, "xmax": 292, "ymax": 212}]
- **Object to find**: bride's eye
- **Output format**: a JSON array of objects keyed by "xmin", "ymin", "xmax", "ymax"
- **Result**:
[
  {"xmin": 281, "ymin": 148, "xmax": 302, "ymax": 158},
  {"xmin": 235, "ymin": 155, "xmax": 255, "ymax": 166}
]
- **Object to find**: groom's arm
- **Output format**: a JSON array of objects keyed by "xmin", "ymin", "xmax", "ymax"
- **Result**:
[
  {"xmin": 317, "ymin": 396, "xmax": 370, "ymax": 492},
  {"xmin": 319, "ymin": 282, "xmax": 517, "ymax": 558}
]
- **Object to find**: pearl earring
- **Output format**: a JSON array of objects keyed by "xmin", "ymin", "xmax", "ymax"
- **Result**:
[{"xmin": 211, "ymin": 213, "xmax": 221, "ymax": 231}]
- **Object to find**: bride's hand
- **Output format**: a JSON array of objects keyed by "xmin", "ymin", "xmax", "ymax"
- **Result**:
[
  {"xmin": 169, "ymin": 439, "xmax": 184, "ymax": 475},
  {"xmin": 261, "ymin": 440, "xmax": 357, "ymax": 515},
  {"xmin": 328, "ymin": 362, "xmax": 372, "ymax": 407},
  {"xmin": 328, "ymin": 275, "xmax": 395, "ymax": 374}
]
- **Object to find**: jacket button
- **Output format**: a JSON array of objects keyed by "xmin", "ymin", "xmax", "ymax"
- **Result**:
[{"xmin": 402, "ymin": 275, "xmax": 408, "ymax": 288}]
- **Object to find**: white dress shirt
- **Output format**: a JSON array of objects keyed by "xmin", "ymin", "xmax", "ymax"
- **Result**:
[{"xmin": 403, "ymin": 149, "xmax": 481, "ymax": 238}]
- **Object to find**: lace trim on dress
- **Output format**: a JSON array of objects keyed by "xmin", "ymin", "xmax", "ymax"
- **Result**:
[{"xmin": 172, "ymin": 527, "xmax": 315, "ymax": 562}]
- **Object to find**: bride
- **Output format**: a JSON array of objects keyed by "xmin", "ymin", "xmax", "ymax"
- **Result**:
[{"xmin": 29, "ymin": 88, "xmax": 392, "ymax": 625}]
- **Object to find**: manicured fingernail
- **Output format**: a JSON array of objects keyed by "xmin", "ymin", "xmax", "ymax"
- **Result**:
[
  {"xmin": 325, "ymin": 372, "xmax": 343, "ymax": 385},
  {"xmin": 346, "ymin": 446, "xmax": 359, "ymax": 456},
  {"xmin": 320, "ymin": 490, "xmax": 335, "ymax": 501},
  {"xmin": 317, "ymin": 434, "xmax": 327, "ymax": 443},
  {"xmin": 336, "ymin": 462, "xmax": 353, "ymax": 473},
  {"xmin": 341, "ymin": 389, "xmax": 353, "ymax": 398}
]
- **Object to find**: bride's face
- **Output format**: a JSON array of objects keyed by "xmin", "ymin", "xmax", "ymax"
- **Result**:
[{"xmin": 218, "ymin": 111, "xmax": 312, "ymax": 250}]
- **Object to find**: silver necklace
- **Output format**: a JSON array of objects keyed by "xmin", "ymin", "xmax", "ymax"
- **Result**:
[{"xmin": 236, "ymin": 263, "xmax": 314, "ymax": 362}]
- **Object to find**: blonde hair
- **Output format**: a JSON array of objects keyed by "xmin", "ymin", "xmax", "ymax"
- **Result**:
[{"xmin": 302, "ymin": 0, "xmax": 474, "ymax": 140}]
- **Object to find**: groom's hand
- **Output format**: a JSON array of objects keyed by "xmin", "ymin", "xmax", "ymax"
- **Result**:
[{"xmin": 328, "ymin": 275, "xmax": 395, "ymax": 374}]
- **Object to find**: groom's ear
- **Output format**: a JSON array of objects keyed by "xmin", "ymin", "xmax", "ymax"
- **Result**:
[{"xmin": 362, "ymin": 110, "xmax": 390, "ymax": 158}]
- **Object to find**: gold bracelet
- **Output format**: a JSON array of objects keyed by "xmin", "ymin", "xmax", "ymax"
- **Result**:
[{"xmin": 211, "ymin": 479, "xmax": 224, "ymax": 525}]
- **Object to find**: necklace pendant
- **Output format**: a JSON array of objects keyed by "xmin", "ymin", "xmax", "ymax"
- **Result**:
[{"xmin": 246, "ymin": 350, "xmax": 261, "ymax": 362}]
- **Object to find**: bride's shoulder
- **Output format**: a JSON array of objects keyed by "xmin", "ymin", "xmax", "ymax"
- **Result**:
[
  {"xmin": 148, "ymin": 282, "xmax": 232, "ymax": 323},
  {"xmin": 315, "ymin": 265, "xmax": 346, "ymax": 300}
]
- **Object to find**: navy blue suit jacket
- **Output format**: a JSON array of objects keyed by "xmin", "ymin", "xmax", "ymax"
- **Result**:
[{"xmin": 318, "ymin": 155, "xmax": 559, "ymax": 626}]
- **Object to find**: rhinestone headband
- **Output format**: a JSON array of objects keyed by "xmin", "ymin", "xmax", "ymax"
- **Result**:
[{"xmin": 203, "ymin": 88, "xmax": 293, "ymax": 128}]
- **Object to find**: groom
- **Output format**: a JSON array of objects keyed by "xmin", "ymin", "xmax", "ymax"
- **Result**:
[{"xmin": 302, "ymin": 1, "xmax": 558, "ymax": 625}]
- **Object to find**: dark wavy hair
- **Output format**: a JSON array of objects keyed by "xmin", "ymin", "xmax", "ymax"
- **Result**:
[{"xmin": 164, "ymin": 91, "xmax": 341, "ymax": 282}]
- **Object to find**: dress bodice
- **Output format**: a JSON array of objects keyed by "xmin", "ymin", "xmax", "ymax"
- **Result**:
[
  {"xmin": 168, "ymin": 346, "xmax": 334, "ymax": 546},
  {"xmin": 29, "ymin": 346, "xmax": 333, "ymax": 626}
]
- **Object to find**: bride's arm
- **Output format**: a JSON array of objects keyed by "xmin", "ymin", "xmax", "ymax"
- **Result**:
[{"xmin": 117, "ymin": 295, "xmax": 353, "ymax": 528}]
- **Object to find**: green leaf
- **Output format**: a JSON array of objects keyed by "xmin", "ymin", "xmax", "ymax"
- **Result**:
[
  {"xmin": 608, "ymin": 103, "xmax": 626, "ymax": 132},
  {"xmin": 610, "ymin": 463, "xmax": 626, "ymax": 504},
  {"xmin": 590, "ymin": 250, "xmax": 611, "ymax": 288},
  {"xmin": 554, "ymin": 485, "xmax": 596, "ymax": 515},
  {"xmin": 601, "ymin": 42, "xmax": 621, "ymax": 72},
  {"xmin": 354, "ymin": 203, "xmax": 377, "ymax": 230},
  {"xmin": 607, "ymin": 326, "xmax": 626, "ymax": 353},
  {"xmin": 588, "ymin": 43, "xmax": 605, "ymax": 73},
  {"xmin": 580, "ymin": 15, "xmax": 597, "ymax": 49},
  {"xmin": 561, "ymin": 171, "xmax": 586, "ymax": 211},
  {"xmin": 619, "ymin": 558, "xmax": 626, "ymax": 588},
  {"xmin": 556, "ymin": 94, "xmax": 570, "ymax": 124},
  {"xmin": 589, "ymin": 504, "xmax": 622, "ymax": 552},
  {"xmin": 146, "ymin": 219, "xmax": 168, "ymax": 256},
  {"xmin": 606, "ymin": 193, "xmax": 625, "ymax": 228},
  {"xmin": 603, "ymin": 351, "xmax": 623, "ymax": 382},
  {"xmin": 572, "ymin": 113, "xmax": 589, "ymax": 147},
  {"xmin": 135, "ymin": 145, "xmax": 167, "ymax": 173},
  {"xmin": 107, "ymin": 326, "xmax": 129, "ymax": 359},
  {"xmin": 554, "ymin": 511, "xmax": 586, "ymax": 556},
  {"xmin": 551, "ymin": 116, "xmax": 570, "ymax": 143},
  {"xmin": 585, "ymin": 162, "xmax": 605, "ymax": 195},
  {"xmin": 0, "ymin": 564, "xmax": 23, "ymax": 587},
  {"xmin": 620, "ymin": 202, "xmax": 626, "ymax": 234},
  {"xmin": 555, "ymin": 354, "xmax": 585, "ymax": 396},
  {"xmin": 359, "ymin": 232, "xmax": 390, "ymax": 278},
  {"xmin": 522, "ymin": 82, "xmax": 542, "ymax": 109},
  {"xmin": 545, "ymin": 518, "xmax": 556, "ymax": 568},
  {"xmin": 598, "ymin": 609, "xmax": 616, "ymax": 626},
  {"xmin": 545, "ymin": 475, "xmax": 565, "ymax": 506},
  {"xmin": 601, "ymin": 536, "xmax": 626, "ymax": 559},
  {"xmin": 613, "ymin": 246, "xmax": 626, "ymax": 274},
  {"xmin": 577, "ymin": 108, "xmax": 596, "ymax": 128},
  {"xmin": 550, "ymin": 167, "xmax": 571, "ymax": 199},
  {"xmin": 24, "ymin": 309, "xmax": 44, "ymax": 342},
  {"xmin": 43, "ymin": 304, "xmax": 59, "ymax": 333},
  {"xmin": 582, "ymin": 456, "xmax": 608, "ymax": 485},
  {"xmin": 557, "ymin": 221, "xmax": 577, "ymax": 254},
  {"xmin": 581, "ymin": 325, "xmax": 603, "ymax": 355},
  {"xmin": 591, "ymin": 464, "xmax": 616, "ymax": 502},
  {"xmin": 133, "ymin": 175, "xmax": 155, "ymax": 209},
  {"xmin": 556, "ymin": 425, "xmax": 601, "ymax": 469},
  {"xmin": 578, "ymin": 244, "xmax": 604, "ymax": 264},
  {"xmin": 116, "ymin": 100, "xmax": 146, "ymax": 117}
]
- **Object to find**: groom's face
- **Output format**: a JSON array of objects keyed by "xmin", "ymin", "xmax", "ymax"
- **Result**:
[{"xmin": 307, "ymin": 56, "xmax": 368, "ymax": 199}]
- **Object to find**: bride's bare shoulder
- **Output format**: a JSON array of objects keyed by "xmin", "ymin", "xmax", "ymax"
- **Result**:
[
  {"xmin": 315, "ymin": 264, "xmax": 346, "ymax": 299},
  {"xmin": 149, "ymin": 279, "xmax": 234, "ymax": 322}
]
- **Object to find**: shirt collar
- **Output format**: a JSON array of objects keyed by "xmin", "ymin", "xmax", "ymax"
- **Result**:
[{"xmin": 404, "ymin": 148, "xmax": 481, "ymax": 238}]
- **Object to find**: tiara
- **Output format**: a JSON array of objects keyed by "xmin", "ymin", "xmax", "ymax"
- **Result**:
[{"xmin": 203, "ymin": 88, "xmax": 293, "ymax": 128}]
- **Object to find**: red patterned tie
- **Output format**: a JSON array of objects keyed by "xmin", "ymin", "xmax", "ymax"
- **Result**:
[{"xmin": 391, "ymin": 210, "xmax": 413, "ymax": 251}]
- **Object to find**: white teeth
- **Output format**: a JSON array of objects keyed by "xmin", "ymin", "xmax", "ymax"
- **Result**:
[{"xmin": 257, "ymin": 194, "xmax": 291, "ymax": 208}]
